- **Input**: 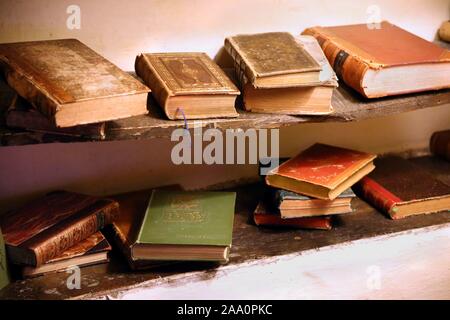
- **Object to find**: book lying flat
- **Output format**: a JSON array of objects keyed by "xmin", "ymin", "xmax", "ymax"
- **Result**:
[
  {"xmin": 274, "ymin": 188, "xmax": 355, "ymax": 218},
  {"xmin": 266, "ymin": 143, "xmax": 376, "ymax": 200},
  {"xmin": 135, "ymin": 52, "xmax": 239, "ymax": 120},
  {"xmin": 303, "ymin": 21, "xmax": 450, "ymax": 98},
  {"xmin": 225, "ymin": 32, "xmax": 322, "ymax": 88},
  {"xmin": 353, "ymin": 157, "xmax": 450, "ymax": 219},
  {"xmin": 132, "ymin": 190, "xmax": 236, "ymax": 262},
  {"xmin": 22, "ymin": 231, "xmax": 111, "ymax": 278},
  {"xmin": 0, "ymin": 191, "xmax": 119, "ymax": 267},
  {"xmin": 253, "ymin": 201, "xmax": 332, "ymax": 230},
  {"xmin": 0, "ymin": 39, "xmax": 150, "ymax": 127},
  {"xmin": 240, "ymin": 36, "xmax": 338, "ymax": 115}
]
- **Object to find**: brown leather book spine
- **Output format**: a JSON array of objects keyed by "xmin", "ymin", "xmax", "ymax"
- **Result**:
[
  {"xmin": 134, "ymin": 54, "xmax": 171, "ymax": 118},
  {"xmin": 27, "ymin": 201, "xmax": 119, "ymax": 267},
  {"xmin": 302, "ymin": 27, "xmax": 369, "ymax": 98},
  {"xmin": 224, "ymin": 38, "xmax": 256, "ymax": 86},
  {"xmin": 430, "ymin": 130, "xmax": 450, "ymax": 160}
]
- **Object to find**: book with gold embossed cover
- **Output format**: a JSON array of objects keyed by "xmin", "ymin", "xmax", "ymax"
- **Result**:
[
  {"xmin": 135, "ymin": 52, "xmax": 239, "ymax": 120},
  {"xmin": 132, "ymin": 190, "xmax": 236, "ymax": 262}
]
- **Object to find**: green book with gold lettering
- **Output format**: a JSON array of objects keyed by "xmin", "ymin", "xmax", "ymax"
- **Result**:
[
  {"xmin": 0, "ymin": 227, "xmax": 10, "ymax": 291},
  {"xmin": 133, "ymin": 190, "xmax": 236, "ymax": 262}
]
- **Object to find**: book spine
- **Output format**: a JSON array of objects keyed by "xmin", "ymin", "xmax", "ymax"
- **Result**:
[
  {"xmin": 134, "ymin": 54, "xmax": 172, "ymax": 119},
  {"xmin": 0, "ymin": 57, "xmax": 60, "ymax": 119},
  {"xmin": 254, "ymin": 213, "xmax": 332, "ymax": 230},
  {"xmin": 302, "ymin": 27, "xmax": 370, "ymax": 98},
  {"xmin": 430, "ymin": 130, "xmax": 450, "ymax": 161},
  {"xmin": 32, "ymin": 202, "xmax": 119, "ymax": 267},
  {"xmin": 224, "ymin": 38, "xmax": 257, "ymax": 86},
  {"xmin": 353, "ymin": 176, "xmax": 402, "ymax": 219}
]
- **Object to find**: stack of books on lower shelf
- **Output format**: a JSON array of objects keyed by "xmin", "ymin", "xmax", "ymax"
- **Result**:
[{"xmin": 256, "ymin": 143, "xmax": 377, "ymax": 230}]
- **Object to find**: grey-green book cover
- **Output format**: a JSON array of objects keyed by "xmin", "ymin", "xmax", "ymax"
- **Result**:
[
  {"xmin": 137, "ymin": 190, "xmax": 236, "ymax": 247},
  {"xmin": 0, "ymin": 227, "xmax": 10, "ymax": 291}
]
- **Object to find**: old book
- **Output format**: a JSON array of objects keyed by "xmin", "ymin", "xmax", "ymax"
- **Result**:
[
  {"xmin": 135, "ymin": 52, "xmax": 239, "ymax": 120},
  {"xmin": 0, "ymin": 191, "xmax": 119, "ymax": 267},
  {"xmin": 0, "ymin": 39, "xmax": 150, "ymax": 127},
  {"xmin": 253, "ymin": 201, "xmax": 332, "ymax": 230},
  {"xmin": 240, "ymin": 36, "xmax": 338, "ymax": 114},
  {"xmin": 131, "ymin": 190, "xmax": 235, "ymax": 262},
  {"xmin": 22, "ymin": 232, "xmax": 111, "ymax": 278},
  {"xmin": 303, "ymin": 21, "xmax": 450, "ymax": 98},
  {"xmin": 274, "ymin": 188, "xmax": 355, "ymax": 218},
  {"xmin": 224, "ymin": 32, "xmax": 322, "ymax": 88},
  {"xmin": 353, "ymin": 157, "xmax": 450, "ymax": 219},
  {"xmin": 266, "ymin": 143, "xmax": 376, "ymax": 200},
  {"xmin": 430, "ymin": 130, "xmax": 450, "ymax": 161},
  {"xmin": 0, "ymin": 228, "xmax": 10, "ymax": 290}
]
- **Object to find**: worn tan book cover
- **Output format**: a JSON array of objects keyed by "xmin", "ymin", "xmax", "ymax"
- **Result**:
[
  {"xmin": 224, "ymin": 32, "xmax": 322, "ymax": 88},
  {"xmin": 0, "ymin": 39, "xmax": 150, "ymax": 127},
  {"xmin": 135, "ymin": 52, "xmax": 239, "ymax": 120}
]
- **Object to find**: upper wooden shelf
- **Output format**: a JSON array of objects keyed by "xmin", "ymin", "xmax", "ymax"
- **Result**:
[
  {"xmin": 0, "ymin": 156, "xmax": 448, "ymax": 299},
  {"xmin": 2, "ymin": 84, "xmax": 450, "ymax": 146}
]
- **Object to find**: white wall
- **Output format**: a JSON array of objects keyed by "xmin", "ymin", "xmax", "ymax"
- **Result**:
[{"xmin": 0, "ymin": 0, "xmax": 449, "ymax": 212}]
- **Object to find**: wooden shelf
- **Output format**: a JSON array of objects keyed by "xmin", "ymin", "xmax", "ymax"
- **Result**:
[
  {"xmin": 2, "ymin": 84, "xmax": 450, "ymax": 146},
  {"xmin": 0, "ymin": 156, "xmax": 448, "ymax": 299}
]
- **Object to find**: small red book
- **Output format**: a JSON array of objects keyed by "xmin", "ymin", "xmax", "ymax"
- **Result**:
[
  {"xmin": 253, "ymin": 201, "xmax": 332, "ymax": 230},
  {"xmin": 354, "ymin": 157, "xmax": 450, "ymax": 219},
  {"xmin": 266, "ymin": 144, "xmax": 376, "ymax": 200}
]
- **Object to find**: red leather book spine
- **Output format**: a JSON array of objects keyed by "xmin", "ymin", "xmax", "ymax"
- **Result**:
[
  {"xmin": 355, "ymin": 176, "xmax": 402, "ymax": 218},
  {"xmin": 254, "ymin": 213, "xmax": 332, "ymax": 230}
]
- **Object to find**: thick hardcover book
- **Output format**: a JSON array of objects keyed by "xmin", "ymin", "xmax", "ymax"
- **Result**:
[
  {"xmin": 253, "ymin": 201, "xmax": 332, "ymax": 230},
  {"xmin": 0, "ymin": 39, "xmax": 150, "ymax": 127},
  {"xmin": 353, "ymin": 157, "xmax": 450, "ymax": 219},
  {"xmin": 274, "ymin": 188, "xmax": 355, "ymax": 218},
  {"xmin": 0, "ymin": 191, "xmax": 119, "ymax": 267},
  {"xmin": 224, "ymin": 32, "xmax": 322, "ymax": 89},
  {"xmin": 266, "ymin": 143, "xmax": 376, "ymax": 200},
  {"xmin": 430, "ymin": 130, "xmax": 450, "ymax": 161},
  {"xmin": 135, "ymin": 52, "xmax": 239, "ymax": 120},
  {"xmin": 22, "ymin": 231, "xmax": 111, "ymax": 278},
  {"xmin": 240, "ymin": 36, "xmax": 338, "ymax": 115},
  {"xmin": 0, "ymin": 228, "xmax": 10, "ymax": 290},
  {"xmin": 303, "ymin": 21, "xmax": 450, "ymax": 98},
  {"xmin": 133, "ymin": 190, "xmax": 236, "ymax": 262}
]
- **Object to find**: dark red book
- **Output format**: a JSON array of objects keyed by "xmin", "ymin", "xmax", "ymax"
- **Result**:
[
  {"xmin": 354, "ymin": 157, "xmax": 450, "ymax": 219},
  {"xmin": 0, "ymin": 191, "xmax": 119, "ymax": 266},
  {"xmin": 266, "ymin": 143, "xmax": 376, "ymax": 200},
  {"xmin": 253, "ymin": 201, "xmax": 332, "ymax": 230}
]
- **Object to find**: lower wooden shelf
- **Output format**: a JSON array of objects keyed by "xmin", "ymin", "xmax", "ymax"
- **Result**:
[{"xmin": 0, "ymin": 156, "xmax": 449, "ymax": 299}]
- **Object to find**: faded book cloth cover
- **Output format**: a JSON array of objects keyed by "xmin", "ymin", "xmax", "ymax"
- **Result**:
[
  {"xmin": 0, "ymin": 228, "xmax": 10, "ymax": 290},
  {"xmin": 353, "ymin": 157, "xmax": 450, "ymax": 219},
  {"xmin": 303, "ymin": 21, "xmax": 450, "ymax": 96},
  {"xmin": 138, "ymin": 190, "xmax": 236, "ymax": 247},
  {"xmin": 274, "ymin": 188, "xmax": 355, "ymax": 206},
  {"xmin": 135, "ymin": 52, "xmax": 239, "ymax": 99},
  {"xmin": 224, "ymin": 32, "xmax": 321, "ymax": 86},
  {"xmin": 0, "ymin": 191, "xmax": 119, "ymax": 267},
  {"xmin": 0, "ymin": 39, "xmax": 150, "ymax": 125},
  {"xmin": 430, "ymin": 130, "xmax": 450, "ymax": 161},
  {"xmin": 253, "ymin": 201, "xmax": 332, "ymax": 230},
  {"xmin": 268, "ymin": 143, "xmax": 376, "ymax": 189}
]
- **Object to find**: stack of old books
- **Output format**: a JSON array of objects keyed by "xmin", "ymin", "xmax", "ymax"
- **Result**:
[
  {"xmin": 0, "ymin": 191, "xmax": 119, "ymax": 278},
  {"xmin": 224, "ymin": 32, "xmax": 338, "ymax": 115},
  {"xmin": 0, "ymin": 39, "xmax": 150, "ymax": 142},
  {"xmin": 255, "ymin": 143, "xmax": 377, "ymax": 230}
]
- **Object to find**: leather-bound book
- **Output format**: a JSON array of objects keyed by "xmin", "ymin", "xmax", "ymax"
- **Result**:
[
  {"xmin": 354, "ymin": 157, "xmax": 450, "ymax": 219},
  {"xmin": 135, "ymin": 52, "xmax": 239, "ymax": 120},
  {"xmin": 253, "ymin": 201, "xmax": 332, "ymax": 230},
  {"xmin": 0, "ymin": 191, "xmax": 119, "ymax": 267},
  {"xmin": 0, "ymin": 39, "xmax": 150, "ymax": 127},
  {"xmin": 0, "ymin": 227, "xmax": 10, "ymax": 290},
  {"xmin": 266, "ymin": 143, "xmax": 376, "ymax": 200},
  {"xmin": 430, "ymin": 130, "xmax": 450, "ymax": 161},
  {"xmin": 303, "ymin": 21, "xmax": 450, "ymax": 98},
  {"xmin": 22, "ymin": 232, "xmax": 111, "ymax": 278},
  {"xmin": 224, "ymin": 32, "xmax": 322, "ymax": 88},
  {"xmin": 237, "ymin": 36, "xmax": 338, "ymax": 115}
]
